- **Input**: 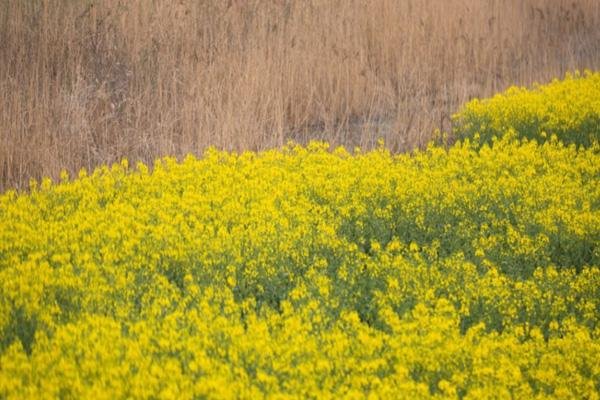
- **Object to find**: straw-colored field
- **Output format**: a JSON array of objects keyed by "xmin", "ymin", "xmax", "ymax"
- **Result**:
[{"xmin": 1, "ymin": 0, "xmax": 599, "ymax": 191}]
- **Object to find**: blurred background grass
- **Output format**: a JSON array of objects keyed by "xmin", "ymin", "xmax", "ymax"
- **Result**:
[{"xmin": 1, "ymin": 0, "xmax": 599, "ymax": 190}]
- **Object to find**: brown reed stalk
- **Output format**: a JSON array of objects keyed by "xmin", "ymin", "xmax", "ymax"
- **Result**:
[{"xmin": 1, "ymin": 0, "xmax": 599, "ymax": 190}]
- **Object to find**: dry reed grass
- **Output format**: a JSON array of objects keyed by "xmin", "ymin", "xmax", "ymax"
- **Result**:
[{"xmin": 1, "ymin": 0, "xmax": 599, "ymax": 190}]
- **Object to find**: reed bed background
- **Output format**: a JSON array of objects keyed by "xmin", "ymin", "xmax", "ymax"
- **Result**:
[{"xmin": 1, "ymin": 0, "xmax": 599, "ymax": 191}]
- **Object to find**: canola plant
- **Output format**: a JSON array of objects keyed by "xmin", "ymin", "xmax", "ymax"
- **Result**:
[
  {"xmin": 0, "ymin": 74, "xmax": 599, "ymax": 399},
  {"xmin": 453, "ymin": 70, "xmax": 600, "ymax": 147}
]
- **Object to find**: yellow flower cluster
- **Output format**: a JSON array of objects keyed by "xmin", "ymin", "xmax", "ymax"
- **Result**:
[
  {"xmin": 452, "ymin": 70, "xmax": 600, "ymax": 147},
  {"xmin": 0, "ymin": 134, "xmax": 598, "ymax": 398}
]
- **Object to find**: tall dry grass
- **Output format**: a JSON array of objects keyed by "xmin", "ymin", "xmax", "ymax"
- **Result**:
[{"xmin": 1, "ymin": 0, "xmax": 599, "ymax": 190}]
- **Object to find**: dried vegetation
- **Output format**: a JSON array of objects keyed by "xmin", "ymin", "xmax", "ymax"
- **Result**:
[{"xmin": 1, "ymin": 0, "xmax": 599, "ymax": 190}]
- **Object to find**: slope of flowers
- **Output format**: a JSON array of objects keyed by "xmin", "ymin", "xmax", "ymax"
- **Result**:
[
  {"xmin": 0, "ymin": 138, "xmax": 599, "ymax": 399},
  {"xmin": 452, "ymin": 71, "xmax": 600, "ymax": 147}
]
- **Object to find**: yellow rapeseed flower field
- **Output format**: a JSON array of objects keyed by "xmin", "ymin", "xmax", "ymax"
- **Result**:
[
  {"xmin": 0, "ymin": 74, "xmax": 599, "ymax": 398},
  {"xmin": 453, "ymin": 71, "xmax": 600, "ymax": 147}
]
